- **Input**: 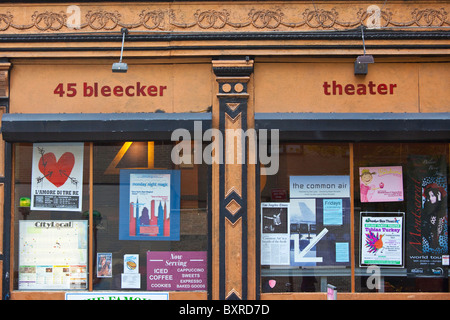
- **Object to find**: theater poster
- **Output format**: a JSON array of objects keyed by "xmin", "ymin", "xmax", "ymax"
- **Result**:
[
  {"xmin": 360, "ymin": 213, "xmax": 404, "ymax": 267},
  {"xmin": 119, "ymin": 170, "xmax": 180, "ymax": 241},
  {"xmin": 31, "ymin": 143, "xmax": 84, "ymax": 211},
  {"xmin": 407, "ymin": 155, "xmax": 448, "ymax": 276}
]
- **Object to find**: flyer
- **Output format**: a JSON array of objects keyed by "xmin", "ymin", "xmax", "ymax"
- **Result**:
[
  {"xmin": 31, "ymin": 143, "xmax": 84, "ymax": 211},
  {"xmin": 261, "ymin": 203, "xmax": 289, "ymax": 265},
  {"xmin": 360, "ymin": 214, "xmax": 404, "ymax": 267},
  {"xmin": 18, "ymin": 220, "xmax": 88, "ymax": 290},
  {"xmin": 359, "ymin": 166, "xmax": 403, "ymax": 203},
  {"xmin": 406, "ymin": 155, "xmax": 448, "ymax": 276},
  {"xmin": 119, "ymin": 170, "xmax": 180, "ymax": 241},
  {"xmin": 97, "ymin": 253, "xmax": 112, "ymax": 278},
  {"xmin": 147, "ymin": 251, "xmax": 207, "ymax": 291},
  {"xmin": 124, "ymin": 254, "xmax": 139, "ymax": 274}
]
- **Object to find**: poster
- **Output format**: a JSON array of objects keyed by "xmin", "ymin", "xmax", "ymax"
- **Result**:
[
  {"xmin": 359, "ymin": 166, "xmax": 404, "ymax": 203},
  {"xmin": 18, "ymin": 220, "xmax": 87, "ymax": 290},
  {"xmin": 407, "ymin": 155, "xmax": 448, "ymax": 276},
  {"xmin": 147, "ymin": 251, "xmax": 207, "ymax": 291},
  {"xmin": 31, "ymin": 143, "xmax": 84, "ymax": 211},
  {"xmin": 289, "ymin": 175, "xmax": 351, "ymax": 267},
  {"xmin": 119, "ymin": 170, "xmax": 180, "ymax": 241},
  {"xmin": 261, "ymin": 203, "xmax": 289, "ymax": 265},
  {"xmin": 360, "ymin": 213, "xmax": 404, "ymax": 267}
]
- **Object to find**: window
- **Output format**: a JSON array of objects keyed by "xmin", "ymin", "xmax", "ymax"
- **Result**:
[
  {"xmin": 354, "ymin": 143, "xmax": 448, "ymax": 292},
  {"xmin": 13, "ymin": 141, "xmax": 209, "ymax": 293},
  {"xmin": 260, "ymin": 143, "xmax": 351, "ymax": 293},
  {"xmin": 260, "ymin": 142, "xmax": 449, "ymax": 294},
  {"xmin": 13, "ymin": 143, "xmax": 90, "ymax": 290}
]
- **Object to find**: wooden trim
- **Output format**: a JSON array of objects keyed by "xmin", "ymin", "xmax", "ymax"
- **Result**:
[
  {"xmin": 261, "ymin": 292, "xmax": 450, "ymax": 300},
  {"xmin": 10, "ymin": 291, "xmax": 208, "ymax": 300},
  {"xmin": 89, "ymin": 142, "xmax": 93, "ymax": 292},
  {"xmin": 350, "ymin": 143, "xmax": 355, "ymax": 293},
  {"xmin": 8, "ymin": 145, "xmax": 15, "ymax": 295}
]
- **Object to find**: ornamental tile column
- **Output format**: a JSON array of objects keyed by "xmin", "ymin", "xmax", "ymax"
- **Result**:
[{"xmin": 212, "ymin": 58, "xmax": 255, "ymax": 300}]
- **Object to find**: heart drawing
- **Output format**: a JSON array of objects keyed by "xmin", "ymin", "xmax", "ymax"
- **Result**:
[{"xmin": 38, "ymin": 152, "xmax": 75, "ymax": 188}]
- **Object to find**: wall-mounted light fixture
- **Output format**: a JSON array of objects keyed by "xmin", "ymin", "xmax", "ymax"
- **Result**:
[
  {"xmin": 354, "ymin": 26, "xmax": 374, "ymax": 75},
  {"xmin": 112, "ymin": 28, "xmax": 128, "ymax": 73}
]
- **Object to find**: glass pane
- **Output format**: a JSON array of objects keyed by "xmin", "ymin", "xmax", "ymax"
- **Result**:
[
  {"xmin": 13, "ymin": 143, "xmax": 90, "ymax": 291},
  {"xmin": 354, "ymin": 143, "xmax": 449, "ymax": 292},
  {"xmin": 92, "ymin": 141, "xmax": 208, "ymax": 291},
  {"xmin": 260, "ymin": 143, "xmax": 351, "ymax": 293}
]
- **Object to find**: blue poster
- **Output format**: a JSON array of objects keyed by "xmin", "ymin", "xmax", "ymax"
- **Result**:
[
  {"xmin": 119, "ymin": 169, "xmax": 180, "ymax": 241},
  {"xmin": 323, "ymin": 199, "xmax": 343, "ymax": 225}
]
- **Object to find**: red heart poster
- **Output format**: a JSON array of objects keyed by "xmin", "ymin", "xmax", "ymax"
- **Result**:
[
  {"xmin": 31, "ymin": 143, "xmax": 84, "ymax": 212},
  {"xmin": 38, "ymin": 152, "xmax": 75, "ymax": 188}
]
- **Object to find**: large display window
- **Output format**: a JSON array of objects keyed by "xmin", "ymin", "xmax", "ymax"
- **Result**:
[
  {"xmin": 354, "ymin": 143, "xmax": 448, "ymax": 293},
  {"xmin": 260, "ymin": 143, "xmax": 352, "ymax": 293},
  {"xmin": 260, "ymin": 142, "xmax": 449, "ymax": 294},
  {"xmin": 12, "ymin": 141, "xmax": 209, "ymax": 293}
]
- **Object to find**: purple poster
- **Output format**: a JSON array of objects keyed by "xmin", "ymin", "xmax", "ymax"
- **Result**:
[{"xmin": 147, "ymin": 251, "xmax": 207, "ymax": 291}]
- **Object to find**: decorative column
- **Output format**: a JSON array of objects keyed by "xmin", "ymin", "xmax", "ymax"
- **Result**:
[
  {"xmin": 0, "ymin": 60, "xmax": 11, "ymax": 300},
  {"xmin": 212, "ymin": 58, "xmax": 255, "ymax": 300}
]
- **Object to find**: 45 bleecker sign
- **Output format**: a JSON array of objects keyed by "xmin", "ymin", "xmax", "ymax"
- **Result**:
[{"xmin": 53, "ymin": 82, "xmax": 168, "ymax": 97}]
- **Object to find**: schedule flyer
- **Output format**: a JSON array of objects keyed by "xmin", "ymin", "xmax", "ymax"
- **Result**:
[
  {"xmin": 360, "ymin": 214, "xmax": 404, "ymax": 266},
  {"xmin": 18, "ymin": 220, "xmax": 88, "ymax": 290}
]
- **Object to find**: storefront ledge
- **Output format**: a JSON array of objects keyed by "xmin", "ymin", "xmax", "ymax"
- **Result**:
[
  {"xmin": 260, "ymin": 292, "xmax": 328, "ymax": 300},
  {"xmin": 10, "ymin": 291, "xmax": 65, "ymax": 300},
  {"xmin": 1, "ymin": 112, "xmax": 212, "ymax": 142},
  {"xmin": 260, "ymin": 292, "xmax": 450, "ymax": 300},
  {"xmin": 255, "ymin": 112, "xmax": 450, "ymax": 141},
  {"xmin": 10, "ymin": 290, "xmax": 207, "ymax": 300}
]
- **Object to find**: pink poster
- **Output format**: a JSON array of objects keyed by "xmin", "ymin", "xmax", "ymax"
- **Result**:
[
  {"xmin": 147, "ymin": 251, "xmax": 207, "ymax": 291},
  {"xmin": 359, "ymin": 166, "xmax": 404, "ymax": 202}
]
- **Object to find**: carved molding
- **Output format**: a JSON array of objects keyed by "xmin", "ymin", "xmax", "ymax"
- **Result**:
[{"xmin": 0, "ymin": 5, "xmax": 448, "ymax": 32}]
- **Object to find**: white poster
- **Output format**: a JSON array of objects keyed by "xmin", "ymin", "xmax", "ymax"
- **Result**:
[
  {"xmin": 18, "ymin": 220, "xmax": 88, "ymax": 290},
  {"xmin": 31, "ymin": 143, "xmax": 84, "ymax": 211},
  {"xmin": 261, "ymin": 203, "xmax": 290, "ymax": 265},
  {"xmin": 360, "ymin": 214, "xmax": 404, "ymax": 267}
]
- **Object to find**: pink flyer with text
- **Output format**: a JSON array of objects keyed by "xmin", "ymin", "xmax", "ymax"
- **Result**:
[{"xmin": 359, "ymin": 166, "xmax": 403, "ymax": 202}]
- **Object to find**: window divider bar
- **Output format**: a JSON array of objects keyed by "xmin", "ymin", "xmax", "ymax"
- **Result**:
[
  {"xmin": 89, "ymin": 142, "xmax": 94, "ymax": 292},
  {"xmin": 350, "ymin": 142, "xmax": 355, "ymax": 293}
]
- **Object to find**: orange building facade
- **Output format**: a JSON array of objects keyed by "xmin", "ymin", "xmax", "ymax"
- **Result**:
[{"xmin": 0, "ymin": 1, "xmax": 449, "ymax": 300}]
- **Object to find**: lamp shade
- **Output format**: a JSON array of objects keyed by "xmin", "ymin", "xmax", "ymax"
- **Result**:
[{"xmin": 356, "ymin": 55, "xmax": 374, "ymax": 64}]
